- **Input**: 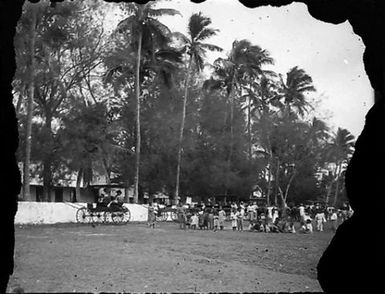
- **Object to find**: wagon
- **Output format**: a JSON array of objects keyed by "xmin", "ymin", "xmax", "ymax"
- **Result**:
[{"xmin": 76, "ymin": 203, "xmax": 131, "ymax": 224}]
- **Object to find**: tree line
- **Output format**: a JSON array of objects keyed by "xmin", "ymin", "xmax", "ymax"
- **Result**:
[{"xmin": 14, "ymin": 0, "xmax": 355, "ymax": 208}]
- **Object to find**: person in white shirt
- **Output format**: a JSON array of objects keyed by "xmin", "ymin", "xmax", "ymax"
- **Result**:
[
  {"xmin": 272, "ymin": 208, "xmax": 279, "ymax": 224},
  {"xmin": 236, "ymin": 208, "xmax": 244, "ymax": 231},
  {"xmin": 315, "ymin": 212, "xmax": 327, "ymax": 231},
  {"xmin": 218, "ymin": 207, "xmax": 226, "ymax": 230},
  {"xmin": 329, "ymin": 209, "xmax": 338, "ymax": 232},
  {"xmin": 190, "ymin": 213, "xmax": 199, "ymax": 230},
  {"xmin": 298, "ymin": 204, "xmax": 305, "ymax": 222},
  {"xmin": 231, "ymin": 209, "xmax": 237, "ymax": 231}
]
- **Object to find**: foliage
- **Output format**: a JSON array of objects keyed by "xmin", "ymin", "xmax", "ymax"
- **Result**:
[{"xmin": 14, "ymin": 1, "xmax": 355, "ymax": 205}]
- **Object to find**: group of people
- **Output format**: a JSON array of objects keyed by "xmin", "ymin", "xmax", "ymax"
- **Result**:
[{"xmin": 167, "ymin": 200, "xmax": 352, "ymax": 234}]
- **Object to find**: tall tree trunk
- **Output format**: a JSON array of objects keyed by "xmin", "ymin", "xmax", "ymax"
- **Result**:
[
  {"xmin": 274, "ymin": 157, "xmax": 280, "ymax": 206},
  {"xmin": 124, "ymin": 179, "xmax": 130, "ymax": 203},
  {"xmin": 175, "ymin": 57, "xmax": 193, "ymax": 205},
  {"xmin": 266, "ymin": 163, "xmax": 272, "ymax": 206},
  {"xmin": 42, "ymin": 114, "xmax": 53, "ymax": 202},
  {"xmin": 282, "ymin": 170, "xmax": 295, "ymax": 216},
  {"xmin": 23, "ymin": 5, "xmax": 37, "ymax": 200},
  {"xmin": 333, "ymin": 162, "xmax": 342, "ymax": 207},
  {"xmin": 133, "ymin": 31, "xmax": 143, "ymax": 204},
  {"xmin": 76, "ymin": 167, "xmax": 83, "ymax": 202},
  {"xmin": 224, "ymin": 75, "xmax": 237, "ymax": 196},
  {"xmin": 247, "ymin": 94, "xmax": 252, "ymax": 160},
  {"xmin": 325, "ymin": 181, "xmax": 333, "ymax": 206}
]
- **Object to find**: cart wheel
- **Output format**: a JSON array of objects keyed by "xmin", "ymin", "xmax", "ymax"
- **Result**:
[
  {"xmin": 111, "ymin": 211, "xmax": 124, "ymax": 224},
  {"xmin": 76, "ymin": 207, "xmax": 88, "ymax": 223},
  {"xmin": 122, "ymin": 207, "xmax": 131, "ymax": 223}
]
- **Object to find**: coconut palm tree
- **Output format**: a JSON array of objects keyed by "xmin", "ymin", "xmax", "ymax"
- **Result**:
[
  {"xmin": 327, "ymin": 128, "xmax": 355, "ymax": 206},
  {"xmin": 114, "ymin": 2, "xmax": 180, "ymax": 203},
  {"xmin": 206, "ymin": 40, "xmax": 273, "ymax": 196},
  {"xmin": 277, "ymin": 66, "xmax": 316, "ymax": 117},
  {"xmin": 173, "ymin": 12, "xmax": 222, "ymax": 204}
]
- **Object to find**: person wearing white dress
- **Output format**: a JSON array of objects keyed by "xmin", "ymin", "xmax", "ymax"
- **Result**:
[
  {"xmin": 190, "ymin": 213, "xmax": 199, "ymax": 230},
  {"xmin": 231, "ymin": 209, "xmax": 237, "ymax": 231}
]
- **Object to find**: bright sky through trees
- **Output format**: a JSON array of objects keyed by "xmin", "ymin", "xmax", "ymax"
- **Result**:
[{"xmin": 104, "ymin": 0, "xmax": 373, "ymax": 138}]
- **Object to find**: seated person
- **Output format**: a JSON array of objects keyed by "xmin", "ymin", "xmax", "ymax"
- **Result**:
[
  {"xmin": 115, "ymin": 190, "xmax": 124, "ymax": 205},
  {"xmin": 268, "ymin": 219, "xmax": 280, "ymax": 233},
  {"xmin": 300, "ymin": 219, "xmax": 313, "ymax": 234},
  {"xmin": 102, "ymin": 195, "xmax": 112, "ymax": 206}
]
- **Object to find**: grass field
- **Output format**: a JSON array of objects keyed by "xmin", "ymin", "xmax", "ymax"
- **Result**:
[{"xmin": 7, "ymin": 221, "xmax": 335, "ymax": 292}]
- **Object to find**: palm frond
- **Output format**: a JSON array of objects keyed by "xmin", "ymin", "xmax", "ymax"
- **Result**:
[
  {"xmin": 115, "ymin": 15, "xmax": 137, "ymax": 34},
  {"xmin": 188, "ymin": 12, "xmax": 211, "ymax": 40},
  {"xmin": 195, "ymin": 28, "xmax": 219, "ymax": 41},
  {"xmin": 198, "ymin": 42, "xmax": 223, "ymax": 52},
  {"xmin": 148, "ymin": 8, "xmax": 181, "ymax": 18}
]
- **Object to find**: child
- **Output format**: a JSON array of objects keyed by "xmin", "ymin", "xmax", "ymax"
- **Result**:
[
  {"xmin": 236, "ymin": 207, "xmax": 244, "ymax": 231},
  {"xmin": 190, "ymin": 213, "xmax": 199, "ymax": 230},
  {"xmin": 147, "ymin": 202, "xmax": 156, "ymax": 229},
  {"xmin": 208, "ymin": 208, "xmax": 214, "ymax": 230},
  {"xmin": 177, "ymin": 203, "xmax": 187, "ymax": 230},
  {"xmin": 315, "ymin": 211, "xmax": 327, "ymax": 232},
  {"xmin": 218, "ymin": 207, "xmax": 226, "ymax": 230},
  {"xmin": 231, "ymin": 209, "xmax": 237, "ymax": 231},
  {"xmin": 213, "ymin": 212, "xmax": 219, "ymax": 232},
  {"xmin": 198, "ymin": 210, "xmax": 204, "ymax": 230},
  {"xmin": 330, "ymin": 209, "xmax": 338, "ymax": 232},
  {"xmin": 203, "ymin": 209, "xmax": 209, "ymax": 230}
]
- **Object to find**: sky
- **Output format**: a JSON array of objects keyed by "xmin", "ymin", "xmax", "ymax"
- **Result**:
[{"xmin": 105, "ymin": 0, "xmax": 374, "ymax": 138}]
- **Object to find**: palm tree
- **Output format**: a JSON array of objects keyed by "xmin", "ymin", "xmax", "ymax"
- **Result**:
[
  {"xmin": 277, "ymin": 66, "xmax": 316, "ymax": 117},
  {"xmin": 173, "ymin": 12, "xmax": 222, "ymax": 205},
  {"xmin": 115, "ymin": 2, "xmax": 180, "ymax": 203},
  {"xmin": 327, "ymin": 128, "xmax": 355, "ymax": 206},
  {"xmin": 207, "ymin": 40, "xmax": 273, "ymax": 196}
]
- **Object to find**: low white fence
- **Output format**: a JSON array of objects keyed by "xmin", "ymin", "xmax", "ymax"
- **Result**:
[{"xmin": 15, "ymin": 201, "xmax": 148, "ymax": 224}]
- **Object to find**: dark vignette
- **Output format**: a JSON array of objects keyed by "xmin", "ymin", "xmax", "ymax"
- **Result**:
[{"xmin": 0, "ymin": 0, "xmax": 383, "ymax": 292}]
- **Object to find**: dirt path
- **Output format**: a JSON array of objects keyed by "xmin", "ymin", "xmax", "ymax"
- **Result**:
[{"xmin": 8, "ymin": 222, "xmax": 332, "ymax": 292}]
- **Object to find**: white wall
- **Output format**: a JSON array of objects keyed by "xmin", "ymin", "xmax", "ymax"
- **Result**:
[{"xmin": 15, "ymin": 202, "xmax": 148, "ymax": 224}]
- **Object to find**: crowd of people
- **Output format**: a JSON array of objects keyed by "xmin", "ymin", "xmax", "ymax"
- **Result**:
[{"xmin": 147, "ymin": 200, "xmax": 354, "ymax": 234}]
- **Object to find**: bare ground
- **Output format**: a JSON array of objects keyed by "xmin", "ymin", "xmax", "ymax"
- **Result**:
[{"xmin": 7, "ymin": 221, "xmax": 334, "ymax": 293}]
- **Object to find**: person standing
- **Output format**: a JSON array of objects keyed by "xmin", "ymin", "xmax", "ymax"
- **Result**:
[
  {"xmin": 231, "ymin": 209, "xmax": 237, "ymax": 231},
  {"xmin": 218, "ymin": 207, "xmax": 226, "ymax": 230},
  {"xmin": 208, "ymin": 207, "xmax": 214, "ymax": 230},
  {"xmin": 329, "ymin": 209, "xmax": 338, "ymax": 232},
  {"xmin": 315, "ymin": 211, "xmax": 327, "ymax": 232},
  {"xmin": 298, "ymin": 203, "xmax": 305, "ymax": 223},
  {"xmin": 272, "ymin": 208, "xmax": 279, "ymax": 224},
  {"xmin": 147, "ymin": 202, "xmax": 156, "ymax": 229},
  {"xmin": 177, "ymin": 203, "xmax": 186, "ymax": 230},
  {"xmin": 190, "ymin": 213, "xmax": 199, "ymax": 230},
  {"xmin": 236, "ymin": 207, "xmax": 244, "ymax": 231}
]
